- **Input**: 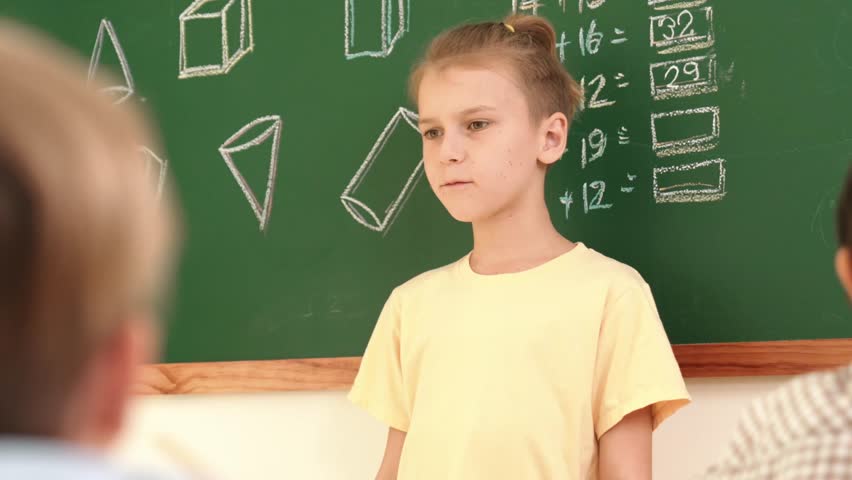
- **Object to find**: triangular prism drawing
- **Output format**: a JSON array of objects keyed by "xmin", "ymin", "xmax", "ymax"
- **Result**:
[
  {"xmin": 218, "ymin": 115, "xmax": 282, "ymax": 232},
  {"xmin": 88, "ymin": 19, "xmax": 135, "ymax": 104},
  {"xmin": 138, "ymin": 146, "xmax": 168, "ymax": 199}
]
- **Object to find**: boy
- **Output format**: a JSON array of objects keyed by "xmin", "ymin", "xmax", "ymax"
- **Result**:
[
  {"xmin": 350, "ymin": 14, "xmax": 690, "ymax": 479},
  {"xmin": 0, "ymin": 21, "xmax": 186, "ymax": 479}
]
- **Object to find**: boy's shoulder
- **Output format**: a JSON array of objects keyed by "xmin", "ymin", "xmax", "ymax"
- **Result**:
[
  {"xmin": 573, "ymin": 244, "xmax": 650, "ymax": 297},
  {"xmin": 393, "ymin": 256, "xmax": 466, "ymax": 298},
  {"xmin": 753, "ymin": 362, "xmax": 852, "ymax": 432},
  {"xmin": 578, "ymin": 245, "xmax": 643, "ymax": 279}
]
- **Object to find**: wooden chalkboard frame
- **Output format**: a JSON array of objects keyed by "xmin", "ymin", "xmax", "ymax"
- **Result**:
[{"xmin": 134, "ymin": 339, "xmax": 852, "ymax": 394}]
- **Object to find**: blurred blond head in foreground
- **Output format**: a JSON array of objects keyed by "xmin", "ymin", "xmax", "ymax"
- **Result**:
[{"xmin": 0, "ymin": 18, "xmax": 177, "ymax": 456}]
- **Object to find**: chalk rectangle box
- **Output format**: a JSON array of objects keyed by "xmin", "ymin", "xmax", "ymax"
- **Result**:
[
  {"xmin": 653, "ymin": 158, "xmax": 726, "ymax": 203},
  {"xmin": 651, "ymin": 107, "xmax": 720, "ymax": 157}
]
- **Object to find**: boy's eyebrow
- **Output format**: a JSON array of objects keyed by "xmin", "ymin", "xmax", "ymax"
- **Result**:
[{"xmin": 418, "ymin": 105, "xmax": 498, "ymax": 127}]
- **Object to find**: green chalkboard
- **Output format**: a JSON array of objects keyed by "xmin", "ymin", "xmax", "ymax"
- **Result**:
[{"xmin": 3, "ymin": 0, "xmax": 851, "ymax": 364}]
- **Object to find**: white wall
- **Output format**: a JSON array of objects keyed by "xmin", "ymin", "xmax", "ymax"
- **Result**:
[
  {"xmin": 114, "ymin": 376, "xmax": 791, "ymax": 480},
  {"xmin": 652, "ymin": 376, "xmax": 790, "ymax": 479}
]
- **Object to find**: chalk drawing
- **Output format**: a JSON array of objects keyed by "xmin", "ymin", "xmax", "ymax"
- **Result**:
[
  {"xmin": 513, "ymin": 0, "xmax": 544, "ymax": 15},
  {"xmin": 653, "ymin": 158, "xmax": 726, "ymax": 203},
  {"xmin": 583, "ymin": 180, "xmax": 613, "ymax": 213},
  {"xmin": 219, "ymin": 115, "xmax": 282, "ymax": 232},
  {"xmin": 649, "ymin": 6, "xmax": 713, "ymax": 54},
  {"xmin": 556, "ymin": 31, "xmax": 571, "ymax": 62},
  {"xmin": 579, "ymin": 19, "xmax": 602, "ymax": 56},
  {"xmin": 179, "ymin": 0, "xmax": 254, "ymax": 79},
  {"xmin": 559, "ymin": 190, "xmax": 574, "ymax": 219},
  {"xmin": 581, "ymin": 128, "xmax": 607, "ymax": 168},
  {"xmin": 621, "ymin": 173, "xmax": 637, "ymax": 193},
  {"xmin": 650, "ymin": 53, "xmax": 717, "ymax": 100},
  {"xmin": 139, "ymin": 146, "xmax": 168, "ymax": 198},
  {"xmin": 581, "ymin": 74, "xmax": 617, "ymax": 109},
  {"xmin": 618, "ymin": 126, "xmax": 630, "ymax": 145},
  {"xmin": 651, "ymin": 106, "xmax": 719, "ymax": 157},
  {"xmin": 340, "ymin": 107, "xmax": 423, "ymax": 234},
  {"xmin": 611, "ymin": 27, "xmax": 628, "ymax": 45},
  {"xmin": 345, "ymin": 0, "xmax": 408, "ymax": 59},
  {"xmin": 563, "ymin": 0, "xmax": 607, "ymax": 13},
  {"xmin": 88, "ymin": 19, "xmax": 135, "ymax": 104},
  {"xmin": 648, "ymin": 0, "xmax": 707, "ymax": 10}
]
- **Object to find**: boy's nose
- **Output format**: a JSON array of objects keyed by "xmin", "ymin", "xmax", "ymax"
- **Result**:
[{"xmin": 439, "ymin": 133, "xmax": 464, "ymax": 164}]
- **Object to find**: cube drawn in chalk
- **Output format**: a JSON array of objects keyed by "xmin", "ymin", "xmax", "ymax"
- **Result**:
[
  {"xmin": 344, "ymin": 0, "xmax": 409, "ymax": 59},
  {"xmin": 649, "ymin": 54, "xmax": 717, "ymax": 101},
  {"xmin": 179, "ymin": 0, "xmax": 254, "ymax": 79},
  {"xmin": 139, "ymin": 146, "xmax": 168, "ymax": 198},
  {"xmin": 88, "ymin": 19, "xmax": 134, "ymax": 104},
  {"xmin": 653, "ymin": 158, "xmax": 726, "ymax": 204},
  {"xmin": 341, "ymin": 107, "xmax": 423, "ymax": 233},
  {"xmin": 651, "ymin": 106, "xmax": 719, "ymax": 158},
  {"xmin": 219, "ymin": 115, "xmax": 282, "ymax": 232}
]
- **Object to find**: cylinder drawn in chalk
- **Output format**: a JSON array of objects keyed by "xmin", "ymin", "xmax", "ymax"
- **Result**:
[{"xmin": 341, "ymin": 107, "xmax": 423, "ymax": 234}]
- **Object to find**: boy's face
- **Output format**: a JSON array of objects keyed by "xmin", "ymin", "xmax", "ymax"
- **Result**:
[{"xmin": 417, "ymin": 65, "xmax": 558, "ymax": 224}]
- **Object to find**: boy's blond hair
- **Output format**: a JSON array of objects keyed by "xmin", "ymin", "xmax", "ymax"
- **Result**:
[
  {"xmin": 0, "ymin": 22, "xmax": 176, "ymax": 435},
  {"xmin": 409, "ymin": 14, "xmax": 584, "ymax": 125}
]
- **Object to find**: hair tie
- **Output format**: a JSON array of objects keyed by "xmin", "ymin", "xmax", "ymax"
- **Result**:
[{"xmin": 501, "ymin": 22, "xmax": 515, "ymax": 33}]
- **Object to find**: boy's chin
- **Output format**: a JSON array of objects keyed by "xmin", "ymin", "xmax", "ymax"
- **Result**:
[{"xmin": 443, "ymin": 205, "xmax": 492, "ymax": 224}]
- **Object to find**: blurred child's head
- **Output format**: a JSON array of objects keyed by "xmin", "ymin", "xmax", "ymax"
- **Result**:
[
  {"xmin": 836, "ymin": 165, "xmax": 852, "ymax": 301},
  {"xmin": 0, "ymin": 22, "xmax": 177, "ymax": 447},
  {"xmin": 409, "ymin": 14, "xmax": 583, "ymax": 224}
]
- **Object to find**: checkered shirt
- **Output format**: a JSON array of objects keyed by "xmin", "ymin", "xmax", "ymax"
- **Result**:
[{"xmin": 698, "ymin": 364, "xmax": 852, "ymax": 480}]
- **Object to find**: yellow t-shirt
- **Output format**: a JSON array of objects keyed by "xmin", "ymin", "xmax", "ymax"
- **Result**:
[{"xmin": 349, "ymin": 243, "xmax": 690, "ymax": 479}]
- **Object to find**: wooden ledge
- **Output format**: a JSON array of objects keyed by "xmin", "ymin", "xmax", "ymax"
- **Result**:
[{"xmin": 135, "ymin": 339, "xmax": 852, "ymax": 394}]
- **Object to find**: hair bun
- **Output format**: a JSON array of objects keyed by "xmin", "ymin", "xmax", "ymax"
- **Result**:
[{"xmin": 502, "ymin": 14, "xmax": 558, "ymax": 58}]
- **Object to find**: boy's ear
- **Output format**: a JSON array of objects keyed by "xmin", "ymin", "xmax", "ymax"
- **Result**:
[
  {"xmin": 70, "ymin": 317, "xmax": 157, "ymax": 448},
  {"xmin": 835, "ymin": 248, "xmax": 852, "ymax": 302},
  {"xmin": 539, "ymin": 112, "xmax": 568, "ymax": 166}
]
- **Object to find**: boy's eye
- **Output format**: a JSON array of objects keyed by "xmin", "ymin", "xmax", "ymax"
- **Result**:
[
  {"xmin": 423, "ymin": 129, "xmax": 441, "ymax": 139},
  {"xmin": 469, "ymin": 120, "xmax": 489, "ymax": 131}
]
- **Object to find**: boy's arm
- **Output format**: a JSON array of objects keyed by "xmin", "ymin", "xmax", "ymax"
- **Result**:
[
  {"xmin": 375, "ymin": 427, "xmax": 407, "ymax": 480},
  {"xmin": 598, "ymin": 406, "xmax": 652, "ymax": 480}
]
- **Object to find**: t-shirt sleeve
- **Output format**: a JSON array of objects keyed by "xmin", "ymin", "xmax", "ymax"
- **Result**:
[
  {"xmin": 347, "ymin": 288, "xmax": 410, "ymax": 432},
  {"xmin": 592, "ymin": 281, "xmax": 690, "ymax": 439}
]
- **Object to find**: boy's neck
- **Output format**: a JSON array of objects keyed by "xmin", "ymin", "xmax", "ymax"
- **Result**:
[{"xmin": 470, "ymin": 200, "xmax": 574, "ymax": 275}]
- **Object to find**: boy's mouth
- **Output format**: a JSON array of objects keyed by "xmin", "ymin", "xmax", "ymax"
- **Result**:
[{"xmin": 442, "ymin": 180, "xmax": 473, "ymax": 188}]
